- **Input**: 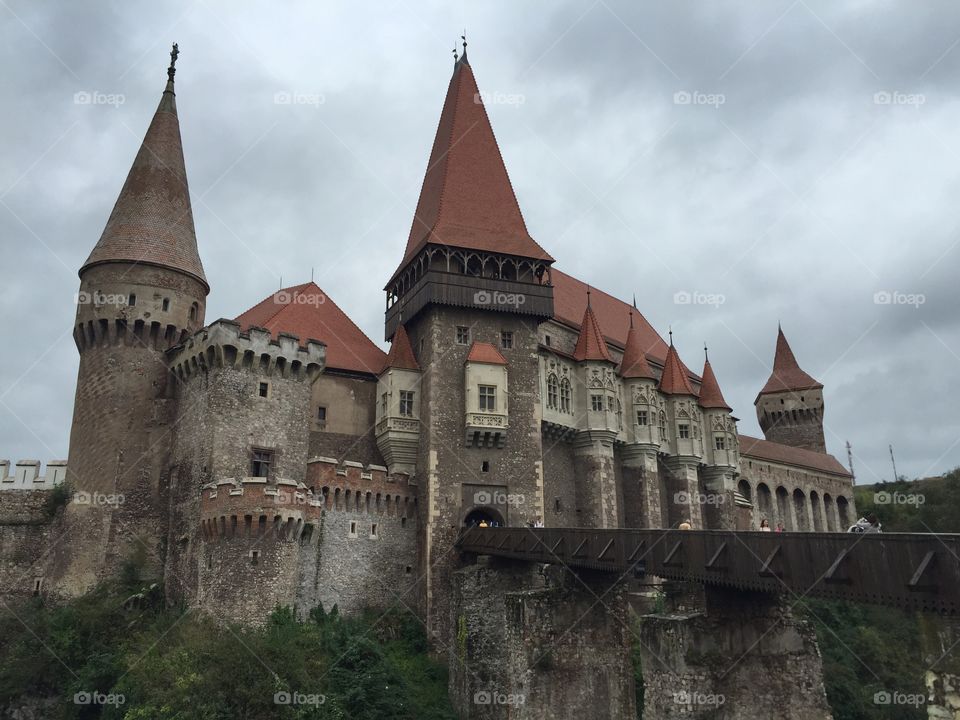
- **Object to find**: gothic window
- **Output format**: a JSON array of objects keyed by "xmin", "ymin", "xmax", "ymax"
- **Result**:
[
  {"xmin": 636, "ymin": 409, "xmax": 648, "ymax": 426},
  {"xmin": 658, "ymin": 411, "xmax": 666, "ymax": 437},
  {"xmin": 251, "ymin": 449, "xmax": 273, "ymax": 478},
  {"xmin": 501, "ymin": 331, "xmax": 513, "ymax": 349},
  {"xmin": 560, "ymin": 379, "xmax": 571, "ymax": 413},
  {"xmin": 478, "ymin": 385, "xmax": 497, "ymax": 412},
  {"xmin": 678, "ymin": 424, "xmax": 690, "ymax": 439},
  {"xmin": 591, "ymin": 394, "xmax": 604, "ymax": 412},
  {"xmin": 456, "ymin": 326, "xmax": 470, "ymax": 345},
  {"xmin": 399, "ymin": 391, "xmax": 415, "ymax": 417},
  {"xmin": 546, "ymin": 374, "xmax": 559, "ymax": 410},
  {"xmin": 189, "ymin": 302, "xmax": 198, "ymax": 321},
  {"xmin": 715, "ymin": 435, "xmax": 726, "ymax": 450}
]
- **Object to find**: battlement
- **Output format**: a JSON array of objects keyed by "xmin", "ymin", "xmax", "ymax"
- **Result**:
[
  {"xmin": 0, "ymin": 460, "xmax": 67, "ymax": 490},
  {"xmin": 199, "ymin": 458, "xmax": 418, "ymax": 543},
  {"xmin": 169, "ymin": 319, "xmax": 326, "ymax": 383}
]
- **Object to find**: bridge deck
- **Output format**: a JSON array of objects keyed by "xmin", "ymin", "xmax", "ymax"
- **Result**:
[{"xmin": 457, "ymin": 527, "xmax": 960, "ymax": 614}]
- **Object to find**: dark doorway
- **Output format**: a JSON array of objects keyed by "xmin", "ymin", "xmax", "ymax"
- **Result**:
[{"xmin": 463, "ymin": 507, "xmax": 505, "ymax": 528}]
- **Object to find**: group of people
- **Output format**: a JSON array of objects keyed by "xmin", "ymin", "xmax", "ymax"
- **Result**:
[{"xmin": 756, "ymin": 514, "xmax": 882, "ymax": 533}]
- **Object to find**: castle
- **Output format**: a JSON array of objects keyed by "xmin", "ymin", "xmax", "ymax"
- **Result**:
[{"xmin": 0, "ymin": 45, "xmax": 856, "ymax": 640}]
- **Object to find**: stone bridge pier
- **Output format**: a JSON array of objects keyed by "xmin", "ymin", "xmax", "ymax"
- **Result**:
[
  {"xmin": 638, "ymin": 585, "xmax": 832, "ymax": 719},
  {"xmin": 450, "ymin": 556, "xmax": 637, "ymax": 719}
]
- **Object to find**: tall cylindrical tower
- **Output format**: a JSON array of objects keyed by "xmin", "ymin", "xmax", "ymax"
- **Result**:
[{"xmin": 51, "ymin": 47, "xmax": 208, "ymax": 595}]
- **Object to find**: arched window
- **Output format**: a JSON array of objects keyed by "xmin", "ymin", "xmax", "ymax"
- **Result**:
[
  {"xmin": 189, "ymin": 302, "xmax": 198, "ymax": 322},
  {"xmin": 546, "ymin": 374, "xmax": 558, "ymax": 410},
  {"xmin": 559, "ymin": 378, "xmax": 571, "ymax": 413}
]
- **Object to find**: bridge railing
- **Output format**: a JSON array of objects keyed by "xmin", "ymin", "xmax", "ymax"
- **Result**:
[{"xmin": 456, "ymin": 527, "xmax": 960, "ymax": 614}]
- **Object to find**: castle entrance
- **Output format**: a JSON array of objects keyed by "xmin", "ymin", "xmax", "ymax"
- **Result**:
[{"xmin": 463, "ymin": 507, "xmax": 505, "ymax": 528}]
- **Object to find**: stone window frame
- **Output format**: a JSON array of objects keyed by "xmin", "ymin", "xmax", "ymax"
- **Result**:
[
  {"xmin": 590, "ymin": 394, "xmax": 604, "ymax": 412},
  {"xmin": 316, "ymin": 405, "xmax": 327, "ymax": 428},
  {"xmin": 456, "ymin": 326, "xmax": 471, "ymax": 345},
  {"xmin": 249, "ymin": 447, "xmax": 277, "ymax": 479},
  {"xmin": 257, "ymin": 380, "xmax": 271, "ymax": 399},
  {"xmin": 370, "ymin": 522, "xmax": 379, "ymax": 539},
  {"xmin": 560, "ymin": 378, "xmax": 572, "ymax": 413},
  {"xmin": 715, "ymin": 434, "xmax": 726, "ymax": 450},
  {"xmin": 636, "ymin": 409, "xmax": 648, "ymax": 426},
  {"xmin": 678, "ymin": 423, "xmax": 691, "ymax": 439},
  {"xmin": 399, "ymin": 390, "xmax": 415, "ymax": 417},
  {"xmin": 478, "ymin": 384, "xmax": 497, "ymax": 412},
  {"xmin": 249, "ymin": 549, "xmax": 260, "ymax": 565},
  {"xmin": 546, "ymin": 373, "xmax": 559, "ymax": 410},
  {"xmin": 348, "ymin": 520, "xmax": 358, "ymax": 538},
  {"xmin": 500, "ymin": 330, "xmax": 513, "ymax": 349},
  {"xmin": 161, "ymin": 297, "xmax": 170, "ymax": 312}
]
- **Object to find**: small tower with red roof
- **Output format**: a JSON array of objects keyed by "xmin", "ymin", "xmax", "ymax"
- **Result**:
[
  {"xmin": 376, "ymin": 323, "xmax": 422, "ymax": 476},
  {"xmin": 698, "ymin": 348, "xmax": 739, "ymax": 529},
  {"xmin": 618, "ymin": 310, "xmax": 663, "ymax": 527},
  {"xmin": 658, "ymin": 336, "xmax": 705, "ymax": 529},
  {"xmin": 755, "ymin": 326, "xmax": 826, "ymax": 454},
  {"xmin": 571, "ymin": 295, "xmax": 621, "ymax": 528}
]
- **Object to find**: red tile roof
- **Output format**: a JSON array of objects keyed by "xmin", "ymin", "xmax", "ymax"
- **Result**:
[
  {"xmin": 618, "ymin": 314, "xmax": 656, "ymax": 379},
  {"xmin": 383, "ymin": 323, "xmax": 420, "ymax": 372},
  {"xmin": 573, "ymin": 300, "xmax": 614, "ymax": 362},
  {"xmin": 757, "ymin": 326, "xmax": 822, "ymax": 397},
  {"xmin": 466, "ymin": 341, "xmax": 508, "ymax": 365},
  {"xmin": 658, "ymin": 343, "xmax": 697, "ymax": 396},
  {"xmin": 739, "ymin": 434, "xmax": 851, "ymax": 477},
  {"xmin": 82, "ymin": 78, "xmax": 207, "ymax": 290},
  {"xmin": 389, "ymin": 56, "xmax": 553, "ymax": 284},
  {"xmin": 235, "ymin": 282, "xmax": 386, "ymax": 375},
  {"xmin": 698, "ymin": 358, "xmax": 731, "ymax": 410}
]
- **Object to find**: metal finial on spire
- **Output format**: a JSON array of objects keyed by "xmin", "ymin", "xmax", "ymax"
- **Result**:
[
  {"xmin": 453, "ymin": 44, "xmax": 458, "ymax": 63},
  {"xmin": 586, "ymin": 286, "xmax": 592, "ymax": 308},
  {"xmin": 668, "ymin": 326, "xmax": 673, "ymax": 345},
  {"xmin": 629, "ymin": 310, "xmax": 634, "ymax": 329},
  {"xmin": 632, "ymin": 293, "xmax": 637, "ymax": 309},
  {"xmin": 462, "ymin": 30, "xmax": 467, "ymax": 56},
  {"xmin": 167, "ymin": 43, "xmax": 179, "ymax": 82},
  {"xmin": 704, "ymin": 343, "xmax": 709, "ymax": 362}
]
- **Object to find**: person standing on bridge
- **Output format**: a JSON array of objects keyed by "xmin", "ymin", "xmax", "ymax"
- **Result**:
[
  {"xmin": 678, "ymin": 519, "xmax": 692, "ymax": 530},
  {"xmin": 760, "ymin": 518, "xmax": 771, "ymax": 532}
]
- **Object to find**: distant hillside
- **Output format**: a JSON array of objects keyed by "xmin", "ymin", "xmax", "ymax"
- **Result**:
[{"xmin": 853, "ymin": 468, "xmax": 960, "ymax": 533}]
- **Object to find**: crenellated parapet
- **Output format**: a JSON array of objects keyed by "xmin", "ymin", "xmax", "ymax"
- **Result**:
[
  {"xmin": 169, "ymin": 319, "xmax": 325, "ymax": 383},
  {"xmin": 199, "ymin": 477, "xmax": 320, "ymax": 543},
  {"xmin": 0, "ymin": 460, "xmax": 67, "ymax": 490},
  {"xmin": 305, "ymin": 457, "xmax": 418, "ymax": 518}
]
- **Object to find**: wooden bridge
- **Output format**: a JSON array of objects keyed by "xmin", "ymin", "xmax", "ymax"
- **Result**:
[{"xmin": 457, "ymin": 527, "xmax": 960, "ymax": 614}]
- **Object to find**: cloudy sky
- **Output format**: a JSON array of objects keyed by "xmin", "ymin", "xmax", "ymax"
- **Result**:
[{"xmin": 1, "ymin": 0, "xmax": 958, "ymax": 484}]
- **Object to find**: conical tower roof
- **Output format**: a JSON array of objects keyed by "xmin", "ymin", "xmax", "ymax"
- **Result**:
[
  {"xmin": 757, "ymin": 326, "xmax": 822, "ymax": 397},
  {"xmin": 573, "ymin": 295, "xmax": 613, "ymax": 362},
  {"xmin": 387, "ymin": 51, "xmax": 552, "ymax": 286},
  {"xmin": 383, "ymin": 323, "xmax": 420, "ymax": 372},
  {"xmin": 658, "ymin": 340, "xmax": 697, "ymax": 396},
  {"xmin": 618, "ymin": 312, "xmax": 656, "ymax": 379},
  {"xmin": 81, "ymin": 46, "xmax": 207, "ymax": 290},
  {"xmin": 698, "ymin": 352, "xmax": 732, "ymax": 410}
]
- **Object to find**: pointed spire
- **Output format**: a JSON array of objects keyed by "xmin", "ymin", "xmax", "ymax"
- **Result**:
[
  {"xmin": 573, "ymin": 301, "xmax": 613, "ymax": 363},
  {"xmin": 388, "ymin": 47, "xmax": 553, "ymax": 285},
  {"xmin": 81, "ymin": 45, "xmax": 207, "ymax": 290},
  {"xmin": 658, "ymin": 340, "xmax": 697, "ymax": 396},
  {"xmin": 757, "ymin": 326, "xmax": 822, "ymax": 396},
  {"xmin": 383, "ymin": 323, "xmax": 420, "ymax": 372},
  {"xmin": 619, "ymin": 316, "xmax": 656, "ymax": 379},
  {"xmin": 699, "ymin": 352, "xmax": 732, "ymax": 411}
]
